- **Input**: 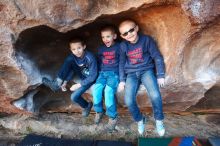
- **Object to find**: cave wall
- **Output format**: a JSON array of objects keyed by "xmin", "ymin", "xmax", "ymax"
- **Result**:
[{"xmin": 0, "ymin": 0, "xmax": 220, "ymax": 114}]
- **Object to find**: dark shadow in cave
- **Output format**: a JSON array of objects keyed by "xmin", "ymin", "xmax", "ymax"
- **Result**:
[{"xmin": 188, "ymin": 85, "xmax": 220, "ymax": 111}]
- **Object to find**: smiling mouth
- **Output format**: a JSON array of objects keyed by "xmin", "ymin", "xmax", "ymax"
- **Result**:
[
  {"xmin": 128, "ymin": 36, "xmax": 133, "ymax": 40},
  {"xmin": 105, "ymin": 42, "xmax": 111, "ymax": 46}
]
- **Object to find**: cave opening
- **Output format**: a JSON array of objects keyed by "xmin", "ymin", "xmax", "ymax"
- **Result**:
[
  {"xmin": 13, "ymin": 8, "xmax": 136, "ymax": 113},
  {"xmin": 12, "ymin": 4, "xmax": 192, "ymax": 113}
]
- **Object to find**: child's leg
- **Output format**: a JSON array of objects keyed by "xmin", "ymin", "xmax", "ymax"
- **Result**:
[
  {"xmin": 124, "ymin": 73, "xmax": 143, "ymax": 122},
  {"xmin": 42, "ymin": 68, "xmax": 74, "ymax": 92},
  {"xmin": 141, "ymin": 69, "xmax": 164, "ymax": 121},
  {"xmin": 105, "ymin": 72, "xmax": 119, "ymax": 132},
  {"xmin": 42, "ymin": 77, "xmax": 62, "ymax": 92},
  {"xmin": 141, "ymin": 69, "xmax": 165, "ymax": 136},
  {"xmin": 43, "ymin": 56, "xmax": 75, "ymax": 91},
  {"xmin": 105, "ymin": 72, "xmax": 119, "ymax": 119},
  {"xmin": 70, "ymin": 83, "xmax": 92, "ymax": 109},
  {"xmin": 92, "ymin": 72, "xmax": 106, "ymax": 113},
  {"xmin": 56, "ymin": 78, "xmax": 63, "ymax": 86},
  {"xmin": 57, "ymin": 55, "xmax": 75, "ymax": 81},
  {"xmin": 125, "ymin": 73, "xmax": 146, "ymax": 135}
]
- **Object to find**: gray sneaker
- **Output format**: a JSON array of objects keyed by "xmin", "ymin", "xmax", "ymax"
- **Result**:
[
  {"xmin": 82, "ymin": 102, "xmax": 93, "ymax": 117},
  {"xmin": 94, "ymin": 112, "xmax": 104, "ymax": 124},
  {"xmin": 42, "ymin": 77, "xmax": 60, "ymax": 92},
  {"xmin": 106, "ymin": 116, "xmax": 118, "ymax": 132}
]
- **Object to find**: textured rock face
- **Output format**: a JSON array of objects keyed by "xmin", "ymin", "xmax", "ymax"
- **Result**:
[{"xmin": 0, "ymin": 0, "xmax": 220, "ymax": 114}]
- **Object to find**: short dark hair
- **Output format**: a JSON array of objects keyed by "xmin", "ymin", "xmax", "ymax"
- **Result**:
[
  {"xmin": 100, "ymin": 24, "xmax": 116, "ymax": 34},
  {"xmin": 69, "ymin": 37, "xmax": 85, "ymax": 46}
]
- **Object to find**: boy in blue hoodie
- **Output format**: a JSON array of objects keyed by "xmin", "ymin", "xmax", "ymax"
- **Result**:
[
  {"xmin": 118, "ymin": 20, "xmax": 165, "ymax": 136},
  {"xmin": 42, "ymin": 37, "xmax": 97, "ymax": 117},
  {"xmin": 92, "ymin": 25, "xmax": 120, "ymax": 132}
]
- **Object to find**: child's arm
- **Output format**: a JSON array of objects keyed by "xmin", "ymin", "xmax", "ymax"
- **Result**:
[
  {"xmin": 64, "ymin": 69, "xmax": 74, "ymax": 82},
  {"xmin": 147, "ymin": 37, "xmax": 165, "ymax": 87},
  {"xmin": 70, "ymin": 55, "xmax": 97, "ymax": 92},
  {"xmin": 57, "ymin": 54, "xmax": 76, "ymax": 86},
  {"xmin": 96, "ymin": 47, "xmax": 102, "ymax": 70},
  {"xmin": 80, "ymin": 54, "xmax": 98, "ymax": 86},
  {"xmin": 61, "ymin": 65, "xmax": 74, "ymax": 91},
  {"xmin": 118, "ymin": 42, "xmax": 127, "ymax": 91}
]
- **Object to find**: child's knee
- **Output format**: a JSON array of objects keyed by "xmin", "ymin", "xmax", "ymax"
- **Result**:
[
  {"xmin": 124, "ymin": 97, "xmax": 133, "ymax": 107},
  {"xmin": 149, "ymin": 90, "xmax": 161, "ymax": 100},
  {"xmin": 92, "ymin": 83, "xmax": 104, "ymax": 96},
  {"xmin": 104, "ymin": 85, "xmax": 114, "ymax": 95},
  {"xmin": 94, "ymin": 83, "xmax": 104, "ymax": 90}
]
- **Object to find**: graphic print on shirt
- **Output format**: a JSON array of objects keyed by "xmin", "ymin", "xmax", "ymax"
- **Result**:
[
  {"xmin": 78, "ymin": 63, "xmax": 89, "ymax": 76},
  {"xmin": 102, "ymin": 51, "xmax": 116, "ymax": 65},
  {"xmin": 127, "ymin": 48, "xmax": 144, "ymax": 64}
]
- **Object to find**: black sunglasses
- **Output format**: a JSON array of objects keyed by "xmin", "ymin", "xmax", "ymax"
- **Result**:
[{"xmin": 121, "ymin": 26, "xmax": 136, "ymax": 37}]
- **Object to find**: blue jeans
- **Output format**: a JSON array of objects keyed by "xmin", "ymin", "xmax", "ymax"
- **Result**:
[
  {"xmin": 70, "ymin": 83, "xmax": 92, "ymax": 109},
  {"xmin": 92, "ymin": 71, "xmax": 119, "ymax": 119},
  {"xmin": 124, "ymin": 69, "xmax": 164, "ymax": 122}
]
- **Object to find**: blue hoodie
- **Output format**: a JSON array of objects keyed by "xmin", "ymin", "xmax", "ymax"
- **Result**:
[
  {"xmin": 97, "ymin": 42, "xmax": 120, "ymax": 73},
  {"xmin": 119, "ymin": 34, "xmax": 165, "ymax": 82},
  {"xmin": 59, "ymin": 50, "xmax": 98, "ymax": 86}
]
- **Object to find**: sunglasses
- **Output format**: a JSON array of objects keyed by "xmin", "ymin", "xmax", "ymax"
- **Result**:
[{"xmin": 121, "ymin": 26, "xmax": 136, "ymax": 37}]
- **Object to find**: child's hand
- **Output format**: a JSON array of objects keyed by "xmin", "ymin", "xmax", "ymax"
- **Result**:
[
  {"xmin": 61, "ymin": 83, "xmax": 67, "ymax": 92},
  {"xmin": 157, "ymin": 78, "xmax": 165, "ymax": 87},
  {"xmin": 118, "ymin": 82, "xmax": 125, "ymax": 92},
  {"xmin": 70, "ymin": 83, "xmax": 81, "ymax": 91}
]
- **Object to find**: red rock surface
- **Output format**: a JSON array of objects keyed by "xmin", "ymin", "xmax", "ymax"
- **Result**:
[{"xmin": 0, "ymin": 0, "xmax": 220, "ymax": 114}]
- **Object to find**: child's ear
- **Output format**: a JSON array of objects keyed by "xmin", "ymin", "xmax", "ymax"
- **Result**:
[
  {"xmin": 114, "ymin": 34, "xmax": 117, "ymax": 40},
  {"xmin": 120, "ymin": 34, "xmax": 126, "ymax": 40},
  {"xmin": 136, "ymin": 25, "xmax": 139, "ymax": 32},
  {"xmin": 83, "ymin": 45, "xmax": 86, "ymax": 49}
]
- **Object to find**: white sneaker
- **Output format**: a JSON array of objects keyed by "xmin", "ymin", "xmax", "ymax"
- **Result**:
[
  {"xmin": 138, "ymin": 117, "xmax": 146, "ymax": 135},
  {"xmin": 61, "ymin": 86, "xmax": 67, "ymax": 92},
  {"xmin": 156, "ymin": 120, "xmax": 165, "ymax": 136}
]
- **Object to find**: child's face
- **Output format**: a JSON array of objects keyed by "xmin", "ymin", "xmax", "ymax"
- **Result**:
[
  {"xmin": 119, "ymin": 22, "xmax": 139, "ymax": 44},
  {"xmin": 101, "ymin": 30, "xmax": 117, "ymax": 47},
  {"xmin": 70, "ymin": 42, "xmax": 86, "ymax": 58}
]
